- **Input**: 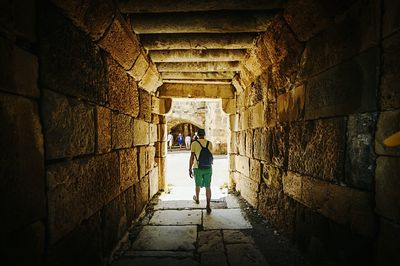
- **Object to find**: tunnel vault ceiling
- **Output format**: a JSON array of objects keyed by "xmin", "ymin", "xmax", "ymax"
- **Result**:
[{"xmin": 118, "ymin": 0, "xmax": 286, "ymax": 98}]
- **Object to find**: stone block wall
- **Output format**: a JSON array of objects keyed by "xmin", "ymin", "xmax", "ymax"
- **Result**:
[
  {"xmin": 1, "ymin": 1, "xmax": 165, "ymax": 265},
  {"xmin": 0, "ymin": 1, "xmax": 46, "ymax": 265},
  {"xmin": 229, "ymin": 0, "xmax": 399, "ymax": 264}
]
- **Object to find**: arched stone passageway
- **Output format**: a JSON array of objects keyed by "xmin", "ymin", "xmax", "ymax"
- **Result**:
[
  {"xmin": 169, "ymin": 122, "xmax": 199, "ymax": 146},
  {"xmin": 1, "ymin": 0, "xmax": 399, "ymax": 265}
]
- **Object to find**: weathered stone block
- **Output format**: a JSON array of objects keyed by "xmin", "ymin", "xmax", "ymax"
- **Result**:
[
  {"xmin": 111, "ymin": 112, "xmax": 134, "ymax": 149},
  {"xmin": 149, "ymin": 123, "xmax": 158, "ymax": 144},
  {"xmin": 45, "ymin": 211, "xmax": 102, "ymax": 266},
  {"xmin": 271, "ymin": 126, "xmax": 287, "ymax": 168},
  {"xmin": 375, "ymin": 218, "xmax": 400, "ymax": 265},
  {"xmin": 124, "ymin": 185, "xmax": 136, "ymax": 223},
  {"xmin": 149, "ymin": 166, "xmax": 159, "ymax": 199},
  {"xmin": 284, "ymin": 0, "xmax": 353, "ymax": 41},
  {"xmin": 133, "ymin": 119, "xmax": 150, "ymax": 146},
  {"xmin": 253, "ymin": 128, "xmax": 271, "ymax": 162},
  {"xmin": 383, "ymin": 0, "xmax": 400, "ymax": 37},
  {"xmin": 135, "ymin": 176, "xmax": 149, "ymax": 217},
  {"xmin": 82, "ymin": 0, "xmax": 115, "ymax": 41},
  {"xmin": 305, "ymin": 48, "xmax": 378, "ymax": 119},
  {"xmin": 245, "ymin": 130, "xmax": 253, "ymax": 158},
  {"xmin": 119, "ymin": 148, "xmax": 138, "ymax": 188},
  {"xmin": 300, "ymin": 0, "xmax": 380, "ymax": 79},
  {"xmin": 288, "ymin": 118, "xmax": 346, "ymax": 181},
  {"xmin": 235, "ymin": 155, "xmax": 250, "ymax": 177},
  {"xmin": 0, "ymin": 93, "xmax": 45, "ymax": 234},
  {"xmin": 277, "ymin": 85, "xmax": 304, "ymax": 122},
  {"xmin": 249, "ymin": 159, "xmax": 261, "ymax": 183},
  {"xmin": 151, "ymin": 96, "xmax": 160, "ymax": 114},
  {"xmin": 146, "ymin": 146, "xmax": 156, "ymax": 173},
  {"xmin": 158, "ymin": 123, "xmax": 167, "ymax": 142},
  {"xmin": 138, "ymin": 89, "xmax": 152, "ymax": 122},
  {"xmin": 283, "ymin": 171, "xmax": 375, "ymax": 237},
  {"xmin": 47, "ymin": 152, "xmax": 119, "ymax": 243},
  {"xmin": 258, "ymin": 183, "xmax": 296, "ymax": 233},
  {"xmin": 99, "ymin": 13, "xmax": 140, "ymax": 69},
  {"xmin": 107, "ymin": 55, "xmax": 139, "ymax": 116},
  {"xmin": 0, "ymin": 38, "xmax": 39, "ymax": 98},
  {"xmin": 250, "ymin": 102, "xmax": 264, "ymax": 129},
  {"xmin": 264, "ymin": 101, "xmax": 277, "ymax": 128},
  {"xmin": 128, "ymin": 53, "xmax": 149, "ymax": 82},
  {"xmin": 42, "ymin": 90, "xmax": 95, "ymax": 159},
  {"xmin": 96, "ymin": 106, "xmax": 111, "ymax": 154},
  {"xmin": 240, "ymin": 109, "xmax": 249, "ymax": 130},
  {"xmin": 262, "ymin": 163, "xmax": 282, "ymax": 190},
  {"xmin": 157, "ymin": 157, "xmax": 166, "ymax": 190},
  {"xmin": 39, "ymin": 10, "xmax": 107, "ymax": 104},
  {"xmin": 375, "ymin": 110, "xmax": 400, "ymax": 156},
  {"xmin": 229, "ymin": 114, "xmax": 239, "ymax": 132},
  {"xmin": 138, "ymin": 64, "xmax": 162, "ymax": 93},
  {"xmin": 375, "ymin": 156, "xmax": 400, "ymax": 222},
  {"xmin": 236, "ymin": 174, "xmax": 259, "ymax": 207},
  {"xmin": 152, "ymin": 113, "xmax": 160, "ymax": 124},
  {"xmin": 138, "ymin": 146, "xmax": 146, "ymax": 178},
  {"xmin": 155, "ymin": 141, "xmax": 167, "ymax": 158},
  {"xmin": 102, "ymin": 193, "xmax": 128, "ymax": 256},
  {"xmin": 237, "ymin": 132, "xmax": 245, "ymax": 156},
  {"xmin": 261, "ymin": 15, "xmax": 303, "ymax": 89},
  {"xmin": 381, "ymin": 32, "xmax": 400, "ymax": 110},
  {"xmin": 345, "ymin": 113, "xmax": 377, "ymax": 190}
]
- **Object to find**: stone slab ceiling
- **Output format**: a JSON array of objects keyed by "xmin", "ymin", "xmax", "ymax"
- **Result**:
[{"xmin": 119, "ymin": 0, "xmax": 285, "ymax": 97}]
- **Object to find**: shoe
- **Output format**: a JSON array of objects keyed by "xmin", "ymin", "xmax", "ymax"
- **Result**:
[
  {"xmin": 193, "ymin": 195, "xmax": 199, "ymax": 204},
  {"xmin": 206, "ymin": 206, "xmax": 212, "ymax": 214}
]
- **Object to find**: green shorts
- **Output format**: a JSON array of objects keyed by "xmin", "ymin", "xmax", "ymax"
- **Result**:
[{"xmin": 194, "ymin": 168, "xmax": 212, "ymax": 188}]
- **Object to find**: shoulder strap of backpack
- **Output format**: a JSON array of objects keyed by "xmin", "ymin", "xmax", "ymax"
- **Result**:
[
  {"xmin": 195, "ymin": 140, "xmax": 205, "ymax": 149},
  {"xmin": 206, "ymin": 141, "xmax": 209, "ymax": 149}
]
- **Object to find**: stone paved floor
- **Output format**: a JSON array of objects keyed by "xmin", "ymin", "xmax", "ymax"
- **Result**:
[
  {"xmin": 110, "ymin": 152, "xmax": 306, "ymax": 266},
  {"xmin": 111, "ymin": 194, "xmax": 268, "ymax": 266}
]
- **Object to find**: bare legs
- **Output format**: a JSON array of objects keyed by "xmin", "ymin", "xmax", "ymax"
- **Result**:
[
  {"xmin": 195, "ymin": 186, "xmax": 200, "ymax": 203},
  {"xmin": 205, "ymin": 187, "xmax": 211, "ymax": 208},
  {"xmin": 194, "ymin": 186, "xmax": 211, "ymax": 212}
]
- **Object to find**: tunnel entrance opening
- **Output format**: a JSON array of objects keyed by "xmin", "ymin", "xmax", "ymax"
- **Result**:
[{"xmin": 160, "ymin": 98, "xmax": 230, "ymax": 204}]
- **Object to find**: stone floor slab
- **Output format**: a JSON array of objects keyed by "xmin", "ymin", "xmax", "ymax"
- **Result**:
[
  {"xmin": 124, "ymin": 250, "xmax": 193, "ymax": 258},
  {"xmin": 131, "ymin": 226, "xmax": 197, "ymax": 251},
  {"xmin": 203, "ymin": 209, "xmax": 252, "ymax": 230},
  {"xmin": 226, "ymin": 243, "xmax": 268, "ymax": 266},
  {"xmin": 223, "ymin": 230, "xmax": 255, "ymax": 244},
  {"xmin": 113, "ymin": 257, "xmax": 199, "ymax": 266},
  {"xmin": 201, "ymin": 252, "xmax": 228, "ymax": 266},
  {"xmin": 198, "ymin": 230, "xmax": 224, "ymax": 253},
  {"xmin": 225, "ymin": 194, "xmax": 240, "ymax": 208},
  {"xmin": 149, "ymin": 210, "xmax": 202, "ymax": 225},
  {"xmin": 154, "ymin": 200, "xmax": 226, "ymax": 210}
]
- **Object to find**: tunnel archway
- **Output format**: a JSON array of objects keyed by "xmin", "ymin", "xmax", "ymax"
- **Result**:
[{"xmin": 169, "ymin": 122, "xmax": 200, "ymax": 147}]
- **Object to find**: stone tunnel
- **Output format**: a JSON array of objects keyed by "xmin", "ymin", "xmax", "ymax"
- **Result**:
[{"xmin": 0, "ymin": 0, "xmax": 399, "ymax": 265}]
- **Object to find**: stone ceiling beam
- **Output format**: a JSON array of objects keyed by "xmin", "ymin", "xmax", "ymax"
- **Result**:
[
  {"xmin": 161, "ymin": 72, "xmax": 235, "ymax": 80},
  {"xmin": 140, "ymin": 33, "xmax": 257, "ymax": 50},
  {"xmin": 131, "ymin": 11, "xmax": 275, "ymax": 34},
  {"xmin": 163, "ymin": 80, "xmax": 231, "ymax": 85},
  {"xmin": 158, "ymin": 83, "xmax": 234, "ymax": 98},
  {"xmin": 149, "ymin": 49, "xmax": 246, "ymax": 63},
  {"xmin": 156, "ymin": 61, "xmax": 240, "ymax": 72},
  {"xmin": 119, "ymin": 0, "xmax": 286, "ymax": 13}
]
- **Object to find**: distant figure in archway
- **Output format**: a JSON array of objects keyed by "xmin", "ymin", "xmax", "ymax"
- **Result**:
[
  {"xmin": 185, "ymin": 135, "xmax": 191, "ymax": 150},
  {"xmin": 189, "ymin": 129, "xmax": 214, "ymax": 214},
  {"xmin": 177, "ymin": 133, "xmax": 183, "ymax": 149},
  {"xmin": 192, "ymin": 132, "xmax": 198, "ymax": 141},
  {"xmin": 167, "ymin": 132, "xmax": 173, "ymax": 151}
]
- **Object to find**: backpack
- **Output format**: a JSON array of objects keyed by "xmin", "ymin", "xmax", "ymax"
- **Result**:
[{"xmin": 194, "ymin": 140, "xmax": 213, "ymax": 169}]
